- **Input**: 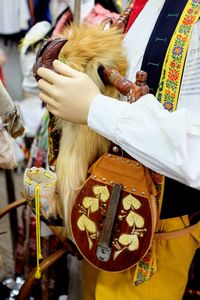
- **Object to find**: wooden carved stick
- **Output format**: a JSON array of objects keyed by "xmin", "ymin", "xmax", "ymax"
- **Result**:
[
  {"xmin": 17, "ymin": 248, "xmax": 67, "ymax": 300},
  {"xmin": 113, "ymin": 0, "xmax": 135, "ymax": 33},
  {"xmin": 74, "ymin": 0, "xmax": 81, "ymax": 25},
  {"xmin": 98, "ymin": 66, "xmax": 149, "ymax": 102},
  {"xmin": 99, "ymin": 0, "xmax": 149, "ymax": 101},
  {"xmin": 0, "ymin": 198, "xmax": 27, "ymax": 219}
]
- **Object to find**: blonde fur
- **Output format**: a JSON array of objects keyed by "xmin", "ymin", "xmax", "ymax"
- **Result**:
[{"xmin": 55, "ymin": 24, "xmax": 128, "ymax": 236}]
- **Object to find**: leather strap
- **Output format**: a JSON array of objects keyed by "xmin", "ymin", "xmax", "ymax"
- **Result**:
[{"xmin": 154, "ymin": 222, "xmax": 199, "ymax": 240}]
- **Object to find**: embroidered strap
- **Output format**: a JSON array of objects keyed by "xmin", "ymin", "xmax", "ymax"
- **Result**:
[
  {"xmin": 154, "ymin": 0, "xmax": 200, "ymax": 208},
  {"xmin": 152, "ymin": 0, "xmax": 200, "ymax": 210},
  {"xmin": 156, "ymin": 0, "xmax": 200, "ymax": 110},
  {"xmin": 133, "ymin": 0, "xmax": 200, "ymax": 286}
]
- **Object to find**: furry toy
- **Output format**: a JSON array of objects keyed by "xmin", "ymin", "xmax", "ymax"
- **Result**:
[{"xmin": 53, "ymin": 24, "xmax": 128, "ymax": 237}]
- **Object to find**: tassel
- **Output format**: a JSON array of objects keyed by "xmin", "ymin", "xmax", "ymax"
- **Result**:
[{"xmin": 34, "ymin": 184, "xmax": 43, "ymax": 279}]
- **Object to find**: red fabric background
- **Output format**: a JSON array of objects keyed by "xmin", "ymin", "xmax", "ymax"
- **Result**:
[{"xmin": 125, "ymin": 0, "xmax": 148, "ymax": 32}]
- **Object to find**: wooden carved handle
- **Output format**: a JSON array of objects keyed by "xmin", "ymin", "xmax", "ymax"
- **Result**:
[
  {"xmin": 113, "ymin": 0, "xmax": 135, "ymax": 33},
  {"xmin": 101, "ymin": 1, "xmax": 135, "ymax": 33},
  {"xmin": 18, "ymin": 248, "xmax": 67, "ymax": 300},
  {"xmin": 98, "ymin": 66, "xmax": 149, "ymax": 103}
]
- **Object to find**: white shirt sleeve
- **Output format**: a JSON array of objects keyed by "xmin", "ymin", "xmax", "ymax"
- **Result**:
[{"xmin": 88, "ymin": 93, "xmax": 200, "ymax": 189}]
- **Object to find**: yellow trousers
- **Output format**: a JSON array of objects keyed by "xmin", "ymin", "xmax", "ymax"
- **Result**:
[{"xmin": 83, "ymin": 217, "xmax": 200, "ymax": 300}]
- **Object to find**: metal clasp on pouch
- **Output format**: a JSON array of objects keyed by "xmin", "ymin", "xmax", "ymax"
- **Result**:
[{"xmin": 96, "ymin": 183, "xmax": 122, "ymax": 262}]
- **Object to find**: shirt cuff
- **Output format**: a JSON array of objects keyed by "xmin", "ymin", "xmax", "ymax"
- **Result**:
[{"xmin": 88, "ymin": 94, "xmax": 129, "ymax": 142}]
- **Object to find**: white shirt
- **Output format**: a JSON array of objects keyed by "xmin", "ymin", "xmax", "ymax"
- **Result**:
[{"xmin": 88, "ymin": 0, "xmax": 200, "ymax": 189}]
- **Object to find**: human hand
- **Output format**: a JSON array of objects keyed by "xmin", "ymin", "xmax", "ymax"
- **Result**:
[{"xmin": 37, "ymin": 60, "xmax": 101, "ymax": 124}]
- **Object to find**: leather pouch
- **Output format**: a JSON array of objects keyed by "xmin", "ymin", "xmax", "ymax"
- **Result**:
[{"xmin": 71, "ymin": 152, "xmax": 158, "ymax": 272}]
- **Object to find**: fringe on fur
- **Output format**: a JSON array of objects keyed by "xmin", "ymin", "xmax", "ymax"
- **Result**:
[{"xmin": 55, "ymin": 24, "xmax": 128, "ymax": 237}]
